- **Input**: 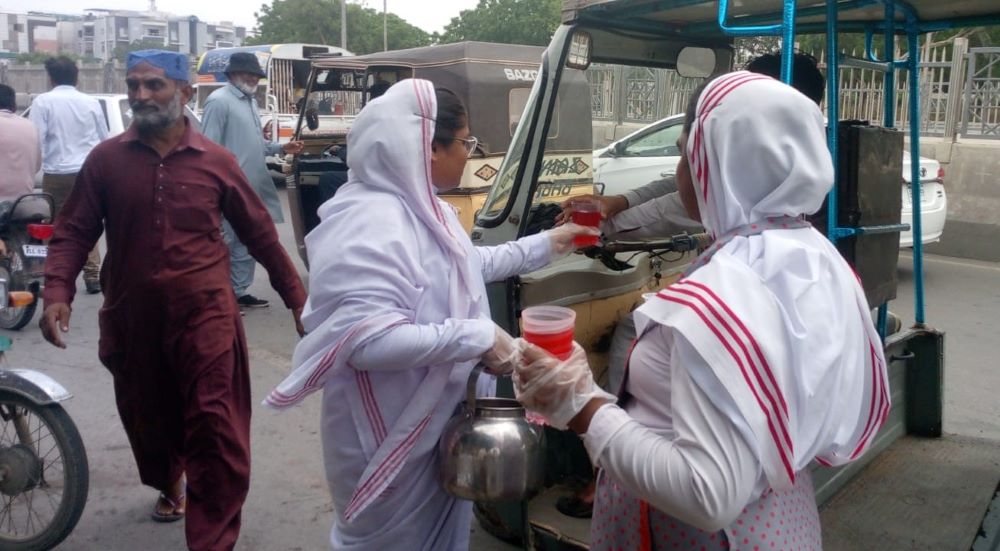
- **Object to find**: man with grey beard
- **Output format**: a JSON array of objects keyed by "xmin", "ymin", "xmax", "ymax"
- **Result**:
[
  {"xmin": 201, "ymin": 52, "xmax": 305, "ymax": 311},
  {"xmin": 40, "ymin": 50, "xmax": 306, "ymax": 551}
]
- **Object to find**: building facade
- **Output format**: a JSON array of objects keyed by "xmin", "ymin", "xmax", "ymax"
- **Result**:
[
  {"xmin": 0, "ymin": 10, "xmax": 245, "ymax": 61},
  {"xmin": 0, "ymin": 12, "xmax": 59, "ymax": 56}
]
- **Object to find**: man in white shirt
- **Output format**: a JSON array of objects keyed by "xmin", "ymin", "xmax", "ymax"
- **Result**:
[
  {"xmin": 0, "ymin": 84, "xmax": 40, "ymax": 204},
  {"xmin": 561, "ymin": 52, "xmax": 828, "ymax": 241},
  {"xmin": 28, "ymin": 56, "xmax": 109, "ymax": 294}
]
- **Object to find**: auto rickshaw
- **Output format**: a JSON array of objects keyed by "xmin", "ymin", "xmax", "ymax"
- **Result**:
[
  {"xmin": 193, "ymin": 43, "xmax": 351, "ymax": 175},
  {"xmin": 285, "ymin": 41, "xmax": 594, "ymax": 264},
  {"xmin": 470, "ymin": 0, "xmax": 1000, "ymax": 548}
]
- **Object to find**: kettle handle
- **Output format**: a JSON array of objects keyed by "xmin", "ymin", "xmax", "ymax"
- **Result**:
[{"xmin": 466, "ymin": 363, "xmax": 485, "ymax": 412}]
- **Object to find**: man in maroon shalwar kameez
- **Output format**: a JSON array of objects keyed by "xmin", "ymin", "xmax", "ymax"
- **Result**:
[{"xmin": 40, "ymin": 50, "xmax": 306, "ymax": 551}]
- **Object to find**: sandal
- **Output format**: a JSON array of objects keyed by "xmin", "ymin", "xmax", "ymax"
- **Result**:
[{"xmin": 151, "ymin": 492, "xmax": 186, "ymax": 523}]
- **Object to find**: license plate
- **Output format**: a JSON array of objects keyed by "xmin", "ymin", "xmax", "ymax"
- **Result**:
[
  {"xmin": 904, "ymin": 186, "xmax": 926, "ymax": 204},
  {"xmin": 22, "ymin": 245, "xmax": 47, "ymax": 257}
]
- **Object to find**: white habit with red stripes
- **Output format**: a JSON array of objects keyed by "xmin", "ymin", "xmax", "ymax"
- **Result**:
[
  {"xmin": 582, "ymin": 72, "xmax": 889, "ymax": 534},
  {"xmin": 265, "ymin": 79, "xmax": 552, "ymax": 550}
]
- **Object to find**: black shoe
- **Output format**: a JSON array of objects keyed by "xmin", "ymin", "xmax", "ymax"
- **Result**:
[
  {"xmin": 555, "ymin": 495, "xmax": 593, "ymax": 519},
  {"xmin": 85, "ymin": 280, "xmax": 102, "ymax": 295},
  {"xmin": 237, "ymin": 294, "xmax": 269, "ymax": 309}
]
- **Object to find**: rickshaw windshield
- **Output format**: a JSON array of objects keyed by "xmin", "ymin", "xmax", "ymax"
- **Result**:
[
  {"xmin": 479, "ymin": 65, "xmax": 547, "ymax": 221},
  {"xmin": 294, "ymin": 68, "xmax": 363, "ymax": 138}
]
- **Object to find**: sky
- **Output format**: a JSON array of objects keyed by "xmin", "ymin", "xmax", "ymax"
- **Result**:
[{"xmin": 8, "ymin": 0, "xmax": 482, "ymax": 34}]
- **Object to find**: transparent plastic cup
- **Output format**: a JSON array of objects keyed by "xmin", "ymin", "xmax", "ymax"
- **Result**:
[
  {"xmin": 521, "ymin": 305, "xmax": 577, "ymax": 360},
  {"xmin": 568, "ymin": 199, "xmax": 601, "ymax": 247}
]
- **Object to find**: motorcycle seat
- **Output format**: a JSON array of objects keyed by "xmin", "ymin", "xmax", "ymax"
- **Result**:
[{"xmin": 0, "ymin": 198, "xmax": 50, "ymax": 231}]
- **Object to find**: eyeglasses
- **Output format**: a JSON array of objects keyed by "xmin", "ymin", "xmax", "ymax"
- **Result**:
[{"xmin": 453, "ymin": 136, "xmax": 479, "ymax": 158}]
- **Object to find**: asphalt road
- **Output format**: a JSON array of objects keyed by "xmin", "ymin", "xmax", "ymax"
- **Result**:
[
  {"xmin": 1, "ymin": 194, "xmax": 995, "ymax": 550},
  {"xmin": 0, "ymin": 192, "xmax": 515, "ymax": 551}
]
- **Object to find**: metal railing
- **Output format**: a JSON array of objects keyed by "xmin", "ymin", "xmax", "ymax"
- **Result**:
[
  {"xmin": 586, "ymin": 64, "xmax": 701, "ymax": 124},
  {"xmin": 961, "ymin": 47, "xmax": 1000, "ymax": 139},
  {"xmin": 585, "ymin": 39, "xmax": 998, "ymax": 141},
  {"xmin": 814, "ymin": 44, "xmax": 959, "ymax": 138}
]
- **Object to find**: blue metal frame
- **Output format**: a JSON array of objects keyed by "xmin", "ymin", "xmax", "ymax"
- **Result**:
[
  {"xmin": 714, "ymin": 0, "xmax": 934, "ymax": 330},
  {"xmin": 716, "ymin": 0, "xmax": 799, "ymax": 81},
  {"xmin": 826, "ymin": 0, "xmax": 843, "ymax": 240},
  {"xmin": 878, "ymin": 2, "xmax": 897, "ymax": 338},
  {"xmin": 906, "ymin": 23, "xmax": 926, "ymax": 324}
]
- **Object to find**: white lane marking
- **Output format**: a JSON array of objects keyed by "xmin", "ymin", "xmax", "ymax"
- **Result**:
[{"xmin": 900, "ymin": 253, "xmax": 1000, "ymax": 273}]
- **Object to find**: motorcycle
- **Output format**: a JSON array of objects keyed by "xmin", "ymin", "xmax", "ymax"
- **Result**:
[
  {"xmin": 0, "ymin": 281, "xmax": 89, "ymax": 550},
  {"xmin": 0, "ymin": 194, "xmax": 55, "ymax": 331}
]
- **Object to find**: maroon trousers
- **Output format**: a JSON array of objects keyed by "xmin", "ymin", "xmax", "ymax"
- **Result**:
[{"xmin": 99, "ymin": 288, "xmax": 250, "ymax": 551}]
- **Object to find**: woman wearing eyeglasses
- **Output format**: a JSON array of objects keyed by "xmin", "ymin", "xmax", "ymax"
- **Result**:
[{"xmin": 266, "ymin": 79, "xmax": 596, "ymax": 550}]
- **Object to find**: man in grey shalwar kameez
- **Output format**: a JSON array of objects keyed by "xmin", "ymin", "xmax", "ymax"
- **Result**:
[{"xmin": 201, "ymin": 52, "xmax": 304, "ymax": 309}]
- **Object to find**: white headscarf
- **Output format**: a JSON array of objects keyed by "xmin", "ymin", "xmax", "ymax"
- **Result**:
[
  {"xmin": 266, "ymin": 79, "xmax": 482, "ymax": 520},
  {"xmin": 636, "ymin": 72, "xmax": 890, "ymax": 490}
]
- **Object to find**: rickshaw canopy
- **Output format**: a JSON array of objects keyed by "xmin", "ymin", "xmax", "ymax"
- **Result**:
[
  {"xmin": 196, "ymin": 43, "xmax": 348, "ymax": 83},
  {"xmin": 308, "ymin": 41, "xmax": 590, "ymax": 156},
  {"xmin": 563, "ymin": 0, "xmax": 1000, "ymax": 34}
]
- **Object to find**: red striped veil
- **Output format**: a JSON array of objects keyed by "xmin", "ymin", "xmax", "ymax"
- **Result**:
[{"xmin": 637, "ymin": 73, "xmax": 889, "ymax": 490}]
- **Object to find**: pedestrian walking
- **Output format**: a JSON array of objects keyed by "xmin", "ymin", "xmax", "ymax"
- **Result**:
[
  {"xmin": 0, "ymin": 84, "xmax": 40, "ymax": 204},
  {"xmin": 200, "ymin": 52, "xmax": 305, "ymax": 310},
  {"xmin": 27, "ymin": 55, "xmax": 108, "ymax": 294},
  {"xmin": 40, "ymin": 49, "xmax": 306, "ymax": 551}
]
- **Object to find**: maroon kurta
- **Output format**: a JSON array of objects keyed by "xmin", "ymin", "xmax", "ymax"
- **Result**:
[{"xmin": 43, "ymin": 119, "xmax": 306, "ymax": 551}]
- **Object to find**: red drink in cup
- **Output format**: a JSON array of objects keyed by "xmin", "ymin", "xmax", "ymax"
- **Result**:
[
  {"xmin": 569, "ymin": 199, "xmax": 601, "ymax": 247},
  {"xmin": 521, "ymin": 305, "xmax": 577, "ymax": 360}
]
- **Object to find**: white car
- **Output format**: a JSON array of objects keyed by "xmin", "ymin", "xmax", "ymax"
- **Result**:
[
  {"xmin": 23, "ymin": 93, "xmax": 201, "ymax": 136},
  {"xmin": 900, "ymin": 152, "xmax": 946, "ymax": 246},
  {"xmin": 23, "ymin": 93, "xmax": 201, "ymax": 186},
  {"xmin": 592, "ymin": 114, "xmax": 946, "ymax": 246},
  {"xmin": 593, "ymin": 114, "xmax": 684, "ymax": 198}
]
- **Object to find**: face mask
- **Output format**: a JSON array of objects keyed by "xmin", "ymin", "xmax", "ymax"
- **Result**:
[{"xmin": 233, "ymin": 79, "xmax": 258, "ymax": 96}]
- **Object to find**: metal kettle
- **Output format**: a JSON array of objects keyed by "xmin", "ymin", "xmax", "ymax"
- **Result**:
[{"xmin": 438, "ymin": 364, "xmax": 545, "ymax": 501}]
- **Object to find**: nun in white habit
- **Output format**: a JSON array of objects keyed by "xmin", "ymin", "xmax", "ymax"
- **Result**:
[
  {"xmin": 514, "ymin": 72, "xmax": 891, "ymax": 550},
  {"xmin": 265, "ymin": 79, "xmax": 596, "ymax": 549}
]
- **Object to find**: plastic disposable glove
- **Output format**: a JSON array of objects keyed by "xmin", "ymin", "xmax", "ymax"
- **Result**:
[
  {"xmin": 545, "ymin": 223, "xmax": 601, "ymax": 259},
  {"xmin": 481, "ymin": 324, "xmax": 518, "ymax": 376},
  {"xmin": 513, "ymin": 340, "xmax": 616, "ymax": 430}
]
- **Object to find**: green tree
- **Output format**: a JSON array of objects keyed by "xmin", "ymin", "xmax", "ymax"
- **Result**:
[
  {"xmin": 111, "ymin": 39, "xmax": 178, "ymax": 63},
  {"xmin": 250, "ymin": 0, "xmax": 430, "ymax": 54},
  {"xmin": 13, "ymin": 51, "xmax": 101, "ymax": 65},
  {"xmin": 438, "ymin": 0, "xmax": 561, "ymax": 46},
  {"xmin": 14, "ymin": 51, "xmax": 86, "ymax": 65},
  {"xmin": 15, "ymin": 52, "xmax": 57, "ymax": 65}
]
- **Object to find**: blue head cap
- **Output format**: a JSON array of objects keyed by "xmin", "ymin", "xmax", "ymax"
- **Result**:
[{"xmin": 126, "ymin": 50, "xmax": 190, "ymax": 82}]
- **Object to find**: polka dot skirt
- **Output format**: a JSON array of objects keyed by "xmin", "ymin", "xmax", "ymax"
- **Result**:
[{"xmin": 590, "ymin": 470, "xmax": 822, "ymax": 551}]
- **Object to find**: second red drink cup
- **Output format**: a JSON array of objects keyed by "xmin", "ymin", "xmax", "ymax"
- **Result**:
[
  {"xmin": 568, "ymin": 199, "xmax": 601, "ymax": 247},
  {"xmin": 521, "ymin": 305, "xmax": 577, "ymax": 360}
]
